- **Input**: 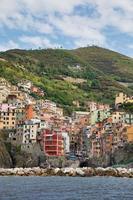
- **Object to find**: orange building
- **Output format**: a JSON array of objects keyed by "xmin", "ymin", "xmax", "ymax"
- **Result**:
[
  {"xmin": 25, "ymin": 104, "xmax": 34, "ymax": 120},
  {"xmin": 127, "ymin": 126, "xmax": 133, "ymax": 142},
  {"xmin": 31, "ymin": 86, "xmax": 44, "ymax": 97}
]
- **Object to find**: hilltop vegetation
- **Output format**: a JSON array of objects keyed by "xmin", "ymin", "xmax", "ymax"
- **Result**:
[
  {"xmin": 72, "ymin": 46, "xmax": 133, "ymax": 82},
  {"xmin": 0, "ymin": 46, "xmax": 133, "ymax": 112}
]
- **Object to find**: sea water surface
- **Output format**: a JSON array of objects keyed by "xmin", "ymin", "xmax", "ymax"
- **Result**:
[{"xmin": 0, "ymin": 176, "xmax": 133, "ymax": 200}]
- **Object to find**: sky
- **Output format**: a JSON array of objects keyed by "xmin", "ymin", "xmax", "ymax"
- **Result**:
[{"xmin": 0, "ymin": 0, "xmax": 133, "ymax": 57}]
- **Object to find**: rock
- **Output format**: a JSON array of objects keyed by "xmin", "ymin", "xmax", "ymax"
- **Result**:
[
  {"xmin": 54, "ymin": 168, "xmax": 60, "ymax": 174},
  {"xmin": 0, "ymin": 141, "xmax": 13, "ymax": 168},
  {"xmin": 54, "ymin": 168, "xmax": 65, "ymax": 176},
  {"xmin": 76, "ymin": 168, "xmax": 85, "ymax": 176},
  {"xmin": 16, "ymin": 170, "xmax": 25, "ymax": 176},
  {"xmin": 45, "ymin": 168, "xmax": 55, "ymax": 176},
  {"xmin": 62, "ymin": 168, "xmax": 76, "ymax": 176},
  {"xmin": 104, "ymin": 167, "xmax": 118, "ymax": 177},
  {"xmin": 117, "ymin": 168, "xmax": 132, "ymax": 178},
  {"xmin": 83, "ymin": 167, "xmax": 95, "ymax": 177},
  {"xmin": 112, "ymin": 143, "xmax": 133, "ymax": 166},
  {"xmin": 0, "ymin": 167, "xmax": 132, "ymax": 177},
  {"xmin": 95, "ymin": 167, "xmax": 106, "ymax": 176}
]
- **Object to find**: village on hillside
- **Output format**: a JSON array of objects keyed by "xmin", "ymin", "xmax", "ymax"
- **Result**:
[{"xmin": 0, "ymin": 77, "xmax": 133, "ymax": 165}]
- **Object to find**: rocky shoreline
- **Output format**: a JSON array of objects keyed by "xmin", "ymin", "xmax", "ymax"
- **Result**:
[{"xmin": 0, "ymin": 167, "xmax": 133, "ymax": 178}]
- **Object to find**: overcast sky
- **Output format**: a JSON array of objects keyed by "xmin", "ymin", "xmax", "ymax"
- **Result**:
[{"xmin": 0, "ymin": 0, "xmax": 133, "ymax": 57}]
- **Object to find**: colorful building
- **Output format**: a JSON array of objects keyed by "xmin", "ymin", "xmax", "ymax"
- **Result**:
[
  {"xmin": 126, "ymin": 126, "xmax": 133, "ymax": 142},
  {"xmin": 124, "ymin": 113, "xmax": 133, "ymax": 125},
  {"xmin": 25, "ymin": 104, "xmax": 34, "ymax": 120},
  {"xmin": 41, "ymin": 129, "xmax": 64, "ymax": 156},
  {"xmin": 90, "ymin": 109, "xmax": 110, "ymax": 125},
  {"xmin": 62, "ymin": 132, "xmax": 70, "ymax": 154},
  {"xmin": 111, "ymin": 111, "xmax": 125, "ymax": 124},
  {"xmin": 0, "ymin": 104, "xmax": 16, "ymax": 129},
  {"xmin": 115, "ymin": 93, "xmax": 133, "ymax": 107},
  {"xmin": 0, "ymin": 78, "xmax": 11, "ymax": 103}
]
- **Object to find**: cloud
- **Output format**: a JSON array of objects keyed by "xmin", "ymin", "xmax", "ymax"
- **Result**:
[
  {"xmin": 128, "ymin": 44, "xmax": 133, "ymax": 49},
  {"xmin": 0, "ymin": 0, "xmax": 133, "ymax": 34},
  {"xmin": 20, "ymin": 35, "xmax": 60, "ymax": 48},
  {"xmin": 0, "ymin": 40, "xmax": 19, "ymax": 51},
  {"xmin": 0, "ymin": 0, "xmax": 133, "ymax": 53},
  {"xmin": 49, "ymin": 14, "xmax": 106, "ymax": 47},
  {"xmin": 86, "ymin": 0, "xmax": 133, "ymax": 35},
  {"xmin": 21, "ymin": 0, "xmax": 87, "ymax": 14}
]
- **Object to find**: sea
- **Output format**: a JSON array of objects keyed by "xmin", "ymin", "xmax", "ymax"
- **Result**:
[{"xmin": 0, "ymin": 176, "xmax": 133, "ymax": 200}]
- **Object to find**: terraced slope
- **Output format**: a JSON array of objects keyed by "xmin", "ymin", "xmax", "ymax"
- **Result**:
[{"xmin": 0, "ymin": 46, "xmax": 133, "ymax": 113}]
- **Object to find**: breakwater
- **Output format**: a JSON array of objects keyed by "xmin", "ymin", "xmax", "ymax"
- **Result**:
[{"xmin": 0, "ymin": 167, "xmax": 133, "ymax": 178}]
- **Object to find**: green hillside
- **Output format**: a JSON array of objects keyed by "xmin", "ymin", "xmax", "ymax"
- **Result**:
[
  {"xmin": 0, "ymin": 46, "xmax": 133, "ymax": 113},
  {"xmin": 72, "ymin": 46, "xmax": 133, "ymax": 82}
]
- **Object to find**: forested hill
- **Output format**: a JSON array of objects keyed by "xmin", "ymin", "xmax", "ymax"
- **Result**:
[{"xmin": 0, "ymin": 46, "xmax": 133, "ymax": 112}]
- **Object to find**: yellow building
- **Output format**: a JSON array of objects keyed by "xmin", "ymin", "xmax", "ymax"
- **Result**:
[
  {"xmin": 126, "ymin": 99, "xmax": 133, "ymax": 104},
  {"xmin": 127, "ymin": 126, "xmax": 133, "ymax": 142},
  {"xmin": 0, "ymin": 105, "xmax": 16, "ymax": 130},
  {"xmin": 115, "ymin": 93, "xmax": 133, "ymax": 106},
  {"xmin": 115, "ymin": 93, "xmax": 127, "ymax": 105}
]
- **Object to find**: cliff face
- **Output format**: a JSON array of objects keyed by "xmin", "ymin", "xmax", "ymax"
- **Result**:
[
  {"xmin": 112, "ymin": 143, "xmax": 133, "ymax": 167},
  {"xmin": 80, "ymin": 144, "xmax": 133, "ymax": 168},
  {"xmin": 0, "ymin": 139, "xmax": 46, "ymax": 168},
  {"xmin": 12, "ymin": 143, "xmax": 46, "ymax": 168},
  {"xmin": 0, "ymin": 140, "xmax": 13, "ymax": 168},
  {"xmin": 80, "ymin": 155, "xmax": 111, "ymax": 168}
]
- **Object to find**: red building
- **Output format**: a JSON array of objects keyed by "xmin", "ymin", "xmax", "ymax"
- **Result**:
[{"xmin": 41, "ymin": 129, "xmax": 64, "ymax": 156}]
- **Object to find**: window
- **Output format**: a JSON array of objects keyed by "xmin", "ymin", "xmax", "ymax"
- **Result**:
[{"xmin": 46, "ymin": 136, "xmax": 53, "ymax": 140}]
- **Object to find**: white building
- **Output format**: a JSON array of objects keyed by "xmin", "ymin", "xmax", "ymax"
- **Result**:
[
  {"xmin": 62, "ymin": 132, "xmax": 70, "ymax": 153},
  {"xmin": 72, "ymin": 111, "xmax": 90, "ymax": 120},
  {"xmin": 43, "ymin": 100, "xmax": 57, "ymax": 113},
  {"xmin": 111, "ymin": 111, "xmax": 125, "ymax": 124},
  {"xmin": 18, "ymin": 80, "xmax": 32, "ymax": 93},
  {"xmin": 0, "ymin": 78, "xmax": 11, "ymax": 103}
]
